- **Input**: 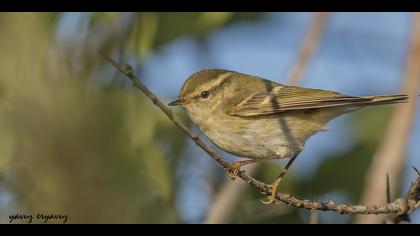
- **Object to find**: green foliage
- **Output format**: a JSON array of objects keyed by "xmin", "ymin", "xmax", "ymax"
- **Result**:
[{"xmin": 0, "ymin": 13, "xmax": 182, "ymax": 223}]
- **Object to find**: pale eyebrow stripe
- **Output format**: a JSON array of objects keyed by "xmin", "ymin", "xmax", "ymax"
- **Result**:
[
  {"xmin": 213, "ymin": 72, "xmax": 232, "ymax": 87},
  {"xmin": 208, "ymin": 72, "xmax": 232, "ymax": 92}
]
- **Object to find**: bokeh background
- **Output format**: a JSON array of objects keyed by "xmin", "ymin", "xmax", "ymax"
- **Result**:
[{"xmin": 0, "ymin": 12, "xmax": 419, "ymax": 224}]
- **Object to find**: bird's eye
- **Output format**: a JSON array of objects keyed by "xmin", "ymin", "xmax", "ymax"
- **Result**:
[{"xmin": 200, "ymin": 91, "xmax": 210, "ymax": 99}]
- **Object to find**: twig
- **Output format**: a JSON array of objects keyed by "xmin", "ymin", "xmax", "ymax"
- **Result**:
[
  {"xmin": 356, "ymin": 12, "xmax": 420, "ymax": 224},
  {"xmin": 103, "ymin": 54, "xmax": 420, "ymax": 217}
]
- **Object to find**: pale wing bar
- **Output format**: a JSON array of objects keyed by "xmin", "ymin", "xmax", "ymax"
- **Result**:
[{"xmin": 228, "ymin": 86, "xmax": 374, "ymax": 116}]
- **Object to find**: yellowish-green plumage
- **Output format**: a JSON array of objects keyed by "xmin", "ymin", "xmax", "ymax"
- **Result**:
[
  {"xmin": 169, "ymin": 69, "xmax": 409, "ymax": 204},
  {"xmin": 170, "ymin": 69, "xmax": 408, "ymax": 160}
]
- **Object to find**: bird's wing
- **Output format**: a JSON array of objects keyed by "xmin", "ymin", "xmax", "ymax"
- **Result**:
[{"xmin": 227, "ymin": 85, "xmax": 372, "ymax": 116}]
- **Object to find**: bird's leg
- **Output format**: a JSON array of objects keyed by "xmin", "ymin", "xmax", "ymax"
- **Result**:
[
  {"xmin": 262, "ymin": 151, "xmax": 301, "ymax": 204},
  {"xmin": 225, "ymin": 159, "xmax": 260, "ymax": 181}
]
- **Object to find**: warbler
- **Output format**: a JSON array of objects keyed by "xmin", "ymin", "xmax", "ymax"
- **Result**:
[{"xmin": 168, "ymin": 69, "xmax": 408, "ymax": 204}]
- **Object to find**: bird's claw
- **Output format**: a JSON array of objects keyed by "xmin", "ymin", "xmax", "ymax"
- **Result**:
[
  {"xmin": 261, "ymin": 193, "xmax": 277, "ymax": 205},
  {"xmin": 224, "ymin": 162, "xmax": 242, "ymax": 181},
  {"xmin": 261, "ymin": 180, "xmax": 281, "ymax": 204}
]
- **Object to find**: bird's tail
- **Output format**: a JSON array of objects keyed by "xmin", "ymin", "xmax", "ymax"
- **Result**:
[{"xmin": 363, "ymin": 94, "xmax": 409, "ymax": 106}]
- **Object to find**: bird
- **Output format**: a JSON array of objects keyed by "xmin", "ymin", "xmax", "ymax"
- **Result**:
[{"xmin": 168, "ymin": 69, "xmax": 409, "ymax": 204}]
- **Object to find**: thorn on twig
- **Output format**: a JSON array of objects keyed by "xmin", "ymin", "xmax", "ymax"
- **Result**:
[
  {"xmin": 327, "ymin": 199, "xmax": 335, "ymax": 205},
  {"xmin": 402, "ymin": 214, "xmax": 411, "ymax": 223},
  {"xmin": 190, "ymin": 133, "xmax": 198, "ymax": 140},
  {"xmin": 122, "ymin": 64, "xmax": 134, "ymax": 76},
  {"xmin": 412, "ymin": 166, "xmax": 420, "ymax": 176},
  {"xmin": 325, "ymin": 194, "xmax": 332, "ymax": 203},
  {"xmin": 386, "ymin": 173, "xmax": 391, "ymax": 204}
]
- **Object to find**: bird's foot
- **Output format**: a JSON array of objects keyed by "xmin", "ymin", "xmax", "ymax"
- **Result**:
[
  {"xmin": 261, "ymin": 178, "xmax": 281, "ymax": 204},
  {"xmin": 225, "ymin": 162, "xmax": 243, "ymax": 181}
]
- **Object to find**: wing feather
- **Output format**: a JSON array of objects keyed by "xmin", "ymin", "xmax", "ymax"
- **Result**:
[{"xmin": 227, "ymin": 86, "xmax": 372, "ymax": 116}]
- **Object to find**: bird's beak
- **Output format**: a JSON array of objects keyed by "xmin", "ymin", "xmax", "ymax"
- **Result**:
[{"xmin": 168, "ymin": 98, "xmax": 185, "ymax": 106}]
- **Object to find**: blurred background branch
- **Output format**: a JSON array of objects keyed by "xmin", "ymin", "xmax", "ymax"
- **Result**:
[
  {"xmin": 287, "ymin": 12, "xmax": 329, "ymax": 86},
  {"xmin": 356, "ymin": 12, "xmax": 420, "ymax": 224}
]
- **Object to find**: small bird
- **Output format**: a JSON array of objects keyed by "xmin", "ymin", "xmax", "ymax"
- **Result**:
[{"xmin": 168, "ymin": 69, "xmax": 409, "ymax": 204}]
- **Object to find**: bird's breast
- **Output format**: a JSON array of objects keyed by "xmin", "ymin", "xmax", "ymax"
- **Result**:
[{"xmin": 197, "ymin": 114, "xmax": 302, "ymax": 160}]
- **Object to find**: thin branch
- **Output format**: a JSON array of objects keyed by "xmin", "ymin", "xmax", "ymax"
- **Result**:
[
  {"xmin": 103, "ymin": 54, "xmax": 420, "ymax": 217},
  {"xmin": 356, "ymin": 12, "xmax": 420, "ymax": 224}
]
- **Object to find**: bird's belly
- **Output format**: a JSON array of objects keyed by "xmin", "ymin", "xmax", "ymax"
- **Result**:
[{"xmin": 200, "ymin": 118, "xmax": 302, "ymax": 160}]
